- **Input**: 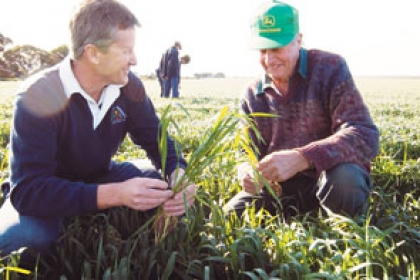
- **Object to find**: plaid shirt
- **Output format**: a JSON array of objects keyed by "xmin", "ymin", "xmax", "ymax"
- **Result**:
[{"xmin": 241, "ymin": 48, "xmax": 379, "ymax": 177}]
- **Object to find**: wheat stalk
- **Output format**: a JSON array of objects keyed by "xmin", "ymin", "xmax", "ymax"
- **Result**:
[{"xmin": 153, "ymin": 104, "xmax": 282, "ymax": 242}]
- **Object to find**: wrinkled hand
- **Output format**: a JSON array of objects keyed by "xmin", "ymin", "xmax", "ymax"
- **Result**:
[
  {"xmin": 237, "ymin": 162, "xmax": 262, "ymax": 195},
  {"xmin": 257, "ymin": 150, "xmax": 310, "ymax": 182},
  {"xmin": 117, "ymin": 177, "xmax": 173, "ymax": 211}
]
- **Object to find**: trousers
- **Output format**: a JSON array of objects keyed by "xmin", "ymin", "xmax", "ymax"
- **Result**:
[
  {"xmin": 0, "ymin": 161, "xmax": 161, "ymax": 256},
  {"xmin": 223, "ymin": 163, "xmax": 373, "ymax": 219},
  {"xmin": 163, "ymin": 77, "xmax": 179, "ymax": 98}
]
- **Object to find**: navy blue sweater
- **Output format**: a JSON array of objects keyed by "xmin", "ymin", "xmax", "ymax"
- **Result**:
[
  {"xmin": 162, "ymin": 46, "xmax": 180, "ymax": 79},
  {"xmin": 9, "ymin": 69, "xmax": 186, "ymax": 218}
]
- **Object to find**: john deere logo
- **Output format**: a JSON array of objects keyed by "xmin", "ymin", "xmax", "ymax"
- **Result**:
[
  {"xmin": 259, "ymin": 14, "xmax": 281, "ymax": 34},
  {"xmin": 262, "ymin": 15, "xmax": 275, "ymax": 27}
]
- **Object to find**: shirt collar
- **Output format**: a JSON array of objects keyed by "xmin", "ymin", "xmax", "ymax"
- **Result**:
[
  {"xmin": 59, "ymin": 57, "xmax": 89, "ymax": 99},
  {"xmin": 256, "ymin": 48, "xmax": 308, "ymax": 95},
  {"xmin": 297, "ymin": 48, "xmax": 308, "ymax": 79},
  {"xmin": 58, "ymin": 57, "xmax": 122, "ymax": 103}
]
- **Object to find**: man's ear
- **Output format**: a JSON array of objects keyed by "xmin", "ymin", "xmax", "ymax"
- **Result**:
[{"xmin": 84, "ymin": 44, "xmax": 101, "ymax": 64}]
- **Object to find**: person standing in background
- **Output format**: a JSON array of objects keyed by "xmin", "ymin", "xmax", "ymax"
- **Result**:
[
  {"xmin": 156, "ymin": 52, "xmax": 166, "ymax": 97},
  {"xmin": 157, "ymin": 51, "xmax": 190, "ymax": 98},
  {"xmin": 161, "ymin": 41, "xmax": 182, "ymax": 98}
]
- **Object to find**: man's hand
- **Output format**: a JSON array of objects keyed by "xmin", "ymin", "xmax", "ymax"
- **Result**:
[
  {"xmin": 168, "ymin": 168, "xmax": 185, "ymax": 190},
  {"xmin": 97, "ymin": 178, "xmax": 173, "ymax": 211},
  {"xmin": 237, "ymin": 162, "xmax": 262, "ymax": 195},
  {"xmin": 164, "ymin": 168, "xmax": 196, "ymax": 216},
  {"xmin": 257, "ymin": 150, "xmax": 311, "ymax": 182},
  {"xmin": 163, "ymin": 183, "xmax": 196, "ymax": 216}
]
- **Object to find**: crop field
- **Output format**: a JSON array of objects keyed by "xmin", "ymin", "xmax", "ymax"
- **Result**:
[{"xmin": 1, "ymin": 76, "xmax": 420, "ymax": 279}]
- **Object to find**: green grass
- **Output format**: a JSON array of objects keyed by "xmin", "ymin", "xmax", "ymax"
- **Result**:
[{"xmin": 1, "ymin": 77, "xmax": 420, "ymax": 279}]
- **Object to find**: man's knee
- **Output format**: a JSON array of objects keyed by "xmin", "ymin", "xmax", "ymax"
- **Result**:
[
  {"xmin": 317, "ymin": 163, "xmax": 372, "ymax": 217},
  {"xmin": 23, "ymin": 217, "xmax": 61, "ymax": 253},
  {"xmin": 0, "ymin": 208, "xmax": 61, "ymax": 255},
  {"xmin": 223, "ymin": 190, "xmax": 279, "ymax": 218}
]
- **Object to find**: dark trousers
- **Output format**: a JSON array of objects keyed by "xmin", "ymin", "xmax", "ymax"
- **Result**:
[
  {"xmin": 156, "ymin": 69, "xmax": 164, "ymax": 97},
  {"xmin": 0, "ymin": 161, "xmax": 161, "ymax": 256},
  {"xmin": 163, "ymin": 77, "xmax": 179, "ymax": 98},
  {"xmin": 224, "ymin": 163, "xmax": 373, "ymax": 219}
]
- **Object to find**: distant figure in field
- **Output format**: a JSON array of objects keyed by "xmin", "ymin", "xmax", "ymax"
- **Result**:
[
  {"xmin": 156, "ymin": 51, "xmax": 166, "ymax": 97},
  {"xmin": 159, "ymin": 41, "xmax": 183, "ymax": 98},
  {"xmin": 224, "ymin": 0, "xmax": 379, "ymax": 220},
  {"xmin": 156, "ymin": 52, "xmax": 190, "ymax": 97},
  {"xmin": 0, "ymin": 0, "xmax": 196, "ymax": 261}
]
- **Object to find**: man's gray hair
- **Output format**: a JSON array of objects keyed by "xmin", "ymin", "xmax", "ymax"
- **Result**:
[{"xmin": 69, "ymin": 0, "xmax": 140, "ymax": 60}]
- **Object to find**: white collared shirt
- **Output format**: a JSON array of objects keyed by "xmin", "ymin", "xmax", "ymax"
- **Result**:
[{"xmin": 58, "ymin": 58, "xmax": 122, "ymax": 129}]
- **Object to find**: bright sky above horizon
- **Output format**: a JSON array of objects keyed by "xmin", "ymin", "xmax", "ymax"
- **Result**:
[{"xmin": 1, "ymin": 0, "xmax": 419, "ymax": 77}]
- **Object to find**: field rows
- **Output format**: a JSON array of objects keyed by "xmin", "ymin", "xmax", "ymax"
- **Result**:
[
  {"xmin": 2, "ymin": 76, "xmax": 420, "ymax": 103},
  {"xmin": 1, "ymin": 77, "xmax": 420, "ymax": 278}
]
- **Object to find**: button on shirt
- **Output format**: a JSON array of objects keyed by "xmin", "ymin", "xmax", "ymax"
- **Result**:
[{"xmin": 59, "ymin": 58, "xmax": 123, "ymax": 129}]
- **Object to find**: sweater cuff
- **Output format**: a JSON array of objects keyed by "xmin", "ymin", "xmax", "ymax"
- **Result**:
[
  {"xmin": 295, "ymin": 144, "xmax": 326, "ymax": 172},
  {"xmin": 81, "ymin": 184, "xmax": 99, "ymax": 214}
]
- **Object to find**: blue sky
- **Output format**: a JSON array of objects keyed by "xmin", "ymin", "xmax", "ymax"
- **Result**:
[{"xmin": 1, "ymin": 0, "xmax": 419, "ymax": 77}]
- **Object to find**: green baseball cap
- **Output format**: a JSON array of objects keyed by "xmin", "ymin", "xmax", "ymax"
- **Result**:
[{"xmin": 250, "ymin": 1, "xmax": 299, "ymax": 50}]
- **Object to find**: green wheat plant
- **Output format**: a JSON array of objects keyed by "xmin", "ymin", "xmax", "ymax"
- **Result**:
[
  {"xmin": 152, "ymin": 103, "xmax": 278, "ymax": 243},
  {"xmin": 153, "ymin": 103, "xmax": 244, "ymax": 242}
]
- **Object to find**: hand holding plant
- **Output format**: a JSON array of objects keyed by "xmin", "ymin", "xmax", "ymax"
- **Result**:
[
  {"xmin": 153, "ymin": 105, "xmax": 282, "ymax": 242},
  {"xmin": 241, "ymin": 123, "xmax": 283, "ymax": 197},
  {"xmin": 237, "ymin": 161, "xmax": 282, "ymax": 197},
  {"xmin": 153, "ymin": 104, "xmax": 245, "ymax": 242},
  {"xmin": 164, "ymin": 168, "xmax": 196, "ymax": 217}
]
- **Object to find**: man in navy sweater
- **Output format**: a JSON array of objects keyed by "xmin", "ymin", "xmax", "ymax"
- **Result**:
[{"xmin": 0, "ymin": 0, "xmax": 195, "ymax": 257}]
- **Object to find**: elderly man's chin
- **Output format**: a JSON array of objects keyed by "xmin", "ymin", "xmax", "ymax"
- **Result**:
[{"xmin": 267, "ymin": 71, "xmax": 287, "ymax": 81}]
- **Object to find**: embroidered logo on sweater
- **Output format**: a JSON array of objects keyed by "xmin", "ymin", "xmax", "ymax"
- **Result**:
[{"xmin": 111, "ymin": 105, "xmax": 126, "ymax": 124}]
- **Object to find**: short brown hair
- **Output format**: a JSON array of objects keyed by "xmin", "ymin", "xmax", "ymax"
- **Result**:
[{"xmin": 69, "ymin": 0, "xmax": 140, "ymax": 59}]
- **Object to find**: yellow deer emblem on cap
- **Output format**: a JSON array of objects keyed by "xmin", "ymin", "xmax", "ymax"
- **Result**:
[{"xmin": 262, "ymin": 15, "xmax": 275, "ymax": 27}]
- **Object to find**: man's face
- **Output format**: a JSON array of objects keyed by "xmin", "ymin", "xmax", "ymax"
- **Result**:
[
  {"xmin": 96, "ymin": 27, "xmax": 137, "ymax": 85},
  {"xmin": 259, "ymin": 34, "xmax": 301, "ymax": 83}
]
